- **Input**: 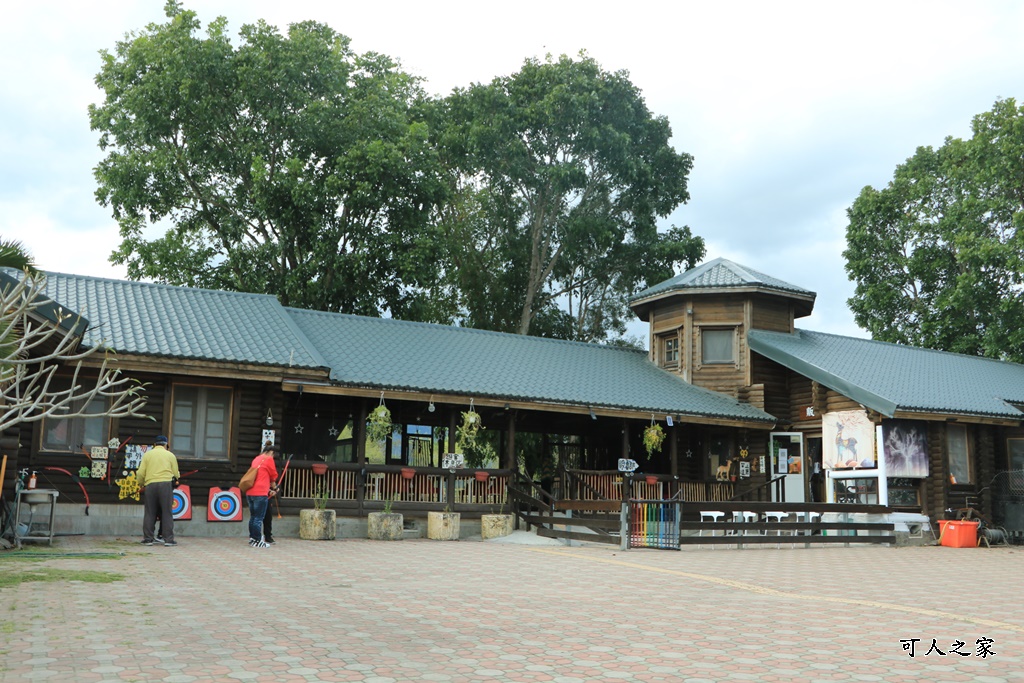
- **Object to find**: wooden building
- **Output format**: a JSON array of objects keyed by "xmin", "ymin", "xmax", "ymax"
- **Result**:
[
  {"xmin": 630, "ymin": 258, "xmax": 1024, "ymax": 529},
  {"xmin": 4, "ymin": 258, "xmax": 1024, "ymax": 538}
]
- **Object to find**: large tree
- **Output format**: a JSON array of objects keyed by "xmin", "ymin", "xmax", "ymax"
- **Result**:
[
  {"xmin": 844, "ymin": 98, "xmax": 1024, "ymax": 362},
  {"xmin": 91, "ymin": 1, "xmax": 450, "ymax": 320},
  {"xmin": 431, "ymin": 54, "xmax": 702, "ymax": 341}
]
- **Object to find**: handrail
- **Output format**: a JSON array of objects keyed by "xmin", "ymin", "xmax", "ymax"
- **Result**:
[
  {"xmin": 562, "ymin": 469, "xmax": 609, "ymax": 501},
  {"xmin": 732, "ymin": 474, "xmax": 786, "ymax": 502}
]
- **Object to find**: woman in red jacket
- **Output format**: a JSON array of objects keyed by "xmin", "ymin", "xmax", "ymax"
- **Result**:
[{"xmin": 246, "ymin": 446, "xmax": 279, "ymax": 548}]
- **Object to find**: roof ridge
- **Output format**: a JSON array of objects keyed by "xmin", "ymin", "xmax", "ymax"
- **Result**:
[{"xmin": 44, "ymin": 270, "xmax": 280, "ymax": 302}]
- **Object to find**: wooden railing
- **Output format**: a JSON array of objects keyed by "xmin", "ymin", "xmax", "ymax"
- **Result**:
[
  {"xmin": 563, "ymin": 470, "xmax": 737, "ymax": 503},
  {"xmin": 279, "ymin": 463, "xmax": 509, "ymax": 512}
]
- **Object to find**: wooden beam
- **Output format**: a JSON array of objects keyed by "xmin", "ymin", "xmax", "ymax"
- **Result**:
[{"xmin": 280, "ymin": 381, "xmax": 775, "ymax": 429}]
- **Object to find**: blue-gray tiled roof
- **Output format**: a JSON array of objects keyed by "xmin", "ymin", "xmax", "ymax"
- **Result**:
[
  {"xmin": 631, "ymin": 257, "xmax": 816, "ymax": 301},
  {"xmin": 16, "ymin": 271, "xmax": 774, "ymax": 423},
  {"xmin": 288, "ymin": 308, "xmax": 776, "ymax": 422},
  {"xmin": 749, "ymin": 329, "xmax": 1024, "ymax": 419},
  {"xmin": 39, "ymin": 272, "xmax": 327, "ymax": 370}
]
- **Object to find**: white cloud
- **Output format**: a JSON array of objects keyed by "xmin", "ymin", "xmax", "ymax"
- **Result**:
[{"xmin": 4, "ymin": 0, "xmax": 1024, "ymax": 339}]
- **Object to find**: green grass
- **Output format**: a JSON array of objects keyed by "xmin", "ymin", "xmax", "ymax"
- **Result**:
[{"xmin": 0, "ymin": 568, "xmax": 124, "ymax": 589}]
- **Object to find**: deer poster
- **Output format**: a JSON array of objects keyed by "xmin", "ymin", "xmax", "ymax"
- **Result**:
[{"xmin": 822, "ymin": 410, "xmax": 876, "ymax": 470}]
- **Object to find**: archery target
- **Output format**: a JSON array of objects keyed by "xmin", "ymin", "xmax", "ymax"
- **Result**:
[
  {"xmin": 207, "ymin": 487, "xmax": 243, "ymax": 522},
  {"xmin": 170, "ymin": 485, "xmax": 192, "ymax": 520}
]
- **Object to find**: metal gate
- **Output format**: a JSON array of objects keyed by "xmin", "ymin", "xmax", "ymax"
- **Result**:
[
  {"xmin": 992, "ymin": 469, "xmax": 1024, "ymax": 544},
  {"xmin": 628, "ymin": 499, "xmax": 680, "ymax": 550}
]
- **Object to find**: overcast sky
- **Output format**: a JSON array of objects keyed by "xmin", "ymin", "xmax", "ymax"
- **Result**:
[{"xmin": 4, "ymin": 1, "xmax": 1024, "ymax": 340}]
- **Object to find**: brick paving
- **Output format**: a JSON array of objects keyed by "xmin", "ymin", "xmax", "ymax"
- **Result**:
[{"xmin": 0, "ymin": 536, "xmax": 1022, "ymax": 682}]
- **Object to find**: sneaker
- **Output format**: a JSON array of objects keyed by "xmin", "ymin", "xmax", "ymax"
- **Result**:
[
  {"xmin": 248, "ymin": 538, "xmax": 258, "ymax": 546},
  {"xmin": 251, "ymin": 540, "xmax": 270, "ymax": 548},
  {"xmin": 140, "ymin": 540, "xmax": 154, "ymax": 546},
  {"xmin": 154, "ymin": 537, "xmax": 165, "ymax": 545},
  {"xmin": 163, "ymin": 540, "xmax": 177, "ymax": 547},
  {"xmin": 264, "ymin": 537, "xmax": 276, "ymax": 545}
]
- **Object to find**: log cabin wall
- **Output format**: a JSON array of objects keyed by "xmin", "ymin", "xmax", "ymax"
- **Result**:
[
  {"xmin": 925, "ymin": 424, "xmax": 945, "ymax": 520},
  {"xmin": 19, "ymin": 368, "xmax": 283, "ymax": 508},
  {"xmin": 749, "ymin": 295, "xmax": 795, "ymax": 333},
  {"xmin": 976, "ymin": 426, "xmax": 995, "ymax": 520},
  {"xmin": 751, "ymin": 354, "xmax": 791, "ymax": 422},
  {"xmin": 689, "ymin": 295, "xmax": 747, "ymax": 397}
]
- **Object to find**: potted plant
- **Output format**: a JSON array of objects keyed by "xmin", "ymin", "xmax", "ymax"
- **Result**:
[
  {"xmin": 480, "ymin": 493, "xmax": 513, "ymax": 540},
  {"xmin": 367, "ymin": 402, "xmax": 393, "ymax": 443},
  {"xmin": 368, "ymin": 494, "xmax": 403, "ymax": 541},
  {"xmin": 457, "ymin": 405, "xmax": 496, "ymax": 469},
  {"xmin": 643, "ymin": 421, "xmax": 666, "ymax": 456},
  {"xmin": 427, "ymin": 503, "xmax": 461, "ymax": 541},
  {"xmin": 299, "ymin": 483, "xmax": 336, "ymax": 540}
]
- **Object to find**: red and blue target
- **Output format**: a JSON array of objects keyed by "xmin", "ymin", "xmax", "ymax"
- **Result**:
[
  {"xmin": 170, "ymin": 484, "xmax": 192, "ymax": 520},
  {"xmin": 207, "ymin": 487, "xmax": 243, "ymax": 522}
]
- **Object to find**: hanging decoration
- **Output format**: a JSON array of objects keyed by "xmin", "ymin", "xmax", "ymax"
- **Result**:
[
  {"xmin": 367, "ymin": 392, "xmax": 393, "ymax": 442},
  {"xmin": 643, "ymin": 415, "xmax": 666, "ymax": 456},
  {"xmin": 115, "ymin": 471, "xmax": 141, "ymax": 501}
]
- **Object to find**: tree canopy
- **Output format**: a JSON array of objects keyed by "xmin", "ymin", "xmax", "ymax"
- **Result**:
[
  {"xmin": 431, "ymin": 54, "xmax": 702, "ymax": 340},
  {"xmin": 844, "ymin": 98, "xmax": 1024, "ymax": 362},
  {"xmin": 92, "ymin": 6, "xmax": 701, "ymax": 343},
  {"xmin": 91, "ymin": 1, "xmax": 449, "ymax": 320}
]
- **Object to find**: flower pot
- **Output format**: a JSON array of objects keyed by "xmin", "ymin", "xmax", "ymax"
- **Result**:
[
  {"xmin": 427, "ymin": 511, "xmax": 461, "ymax": 540},
  {"xmin": 311, "ymin": 462, "xmax": 328, "ymax": 476},
  {"xmin": 645, "ymin": 475, "xmax": 658, "ymax": 486},
  {"xmin": 367, "ymin": 512, "xmax": 404, "ymax": 541},
  {"xmin": 401, "ymin": 467, "xmax": 416, "ymax": 480},
  {"xmin": 299, "ymin": 508, "xmax": 336, "ymax": 540},
  {"xmin": 474, "ymin": 470, "xmax": 489, "ymax": 483}
]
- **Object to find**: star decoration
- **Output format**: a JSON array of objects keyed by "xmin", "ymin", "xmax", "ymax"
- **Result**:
[
  {"xmin": 328, "ymin": 425, "xmax": 339, "ymax": 437},
  {"xmin": 294, "ymin": 423, "xmax": 304, "ymax": 434},
  {"xmin": 685, "ymin": 449, "xmax": 693, "ymax": 458},
  {"xmin": 115, "ymin": 472, "xmax": 141, "ymax": 501}
]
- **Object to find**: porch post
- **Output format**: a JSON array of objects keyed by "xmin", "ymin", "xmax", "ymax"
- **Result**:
[
  {"xmin": 448, "ymin": 409, "xmax": 457, "ymax": 454},
  {"xmin": 355, "ymin": 400, "xmax": 367, "ymax": 465},
  {"xmin": 621, "ymin": 419, "xmax": 630, "ymax": 459},
  {"xmin": 670, "ymin": 424, "xmax": 678, "ymax": 477},
  {"xmin": 505, "ymin": 412, "xmax": 516, "ymax": 471}
]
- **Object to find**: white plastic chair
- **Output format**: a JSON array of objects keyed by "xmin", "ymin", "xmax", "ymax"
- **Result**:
[{"xmin": 699, "ymin": 511, "xmax": 725, "ymax": 546}]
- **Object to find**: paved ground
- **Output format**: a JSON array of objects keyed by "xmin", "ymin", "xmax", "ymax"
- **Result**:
[{"xmin": 1, "ymin": 535, "xmax": 1022, "ymax": 682}]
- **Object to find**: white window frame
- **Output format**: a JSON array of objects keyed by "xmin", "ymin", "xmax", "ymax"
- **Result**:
[{"xmin": 661, "ymin": 334, "xmax": 680, "ymax": 368}]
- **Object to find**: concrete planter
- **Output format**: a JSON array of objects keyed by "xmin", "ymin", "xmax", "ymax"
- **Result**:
[
  {"xmin": 427, "ymin": 511, "xmax": 461, "ymax": 540},
  {"xmin": 367, "ymin": 512, "xmax": 403, "ymax": 541},
  {"xmin": 481, "ymin": 513, "xmax": 514, "ymax": 540},
  {"xmin": 298, "ymin": 509, "xmax": 336, "ymax": 540}
]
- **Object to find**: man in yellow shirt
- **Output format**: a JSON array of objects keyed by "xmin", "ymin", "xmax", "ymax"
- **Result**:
[{"xmin": 136, "ymin": 435, "xmax": 180, "ymax": 546}]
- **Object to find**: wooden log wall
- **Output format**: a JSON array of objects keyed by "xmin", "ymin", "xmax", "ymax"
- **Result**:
[
  {"xmin": 14, "ymin": 370, "xmax": 281, "ymax": 510},
  {"xmin": 690, "ymin": 296, "xmax": 747, "ymax": 397},
  {"xmin": 749, "ymin": 296, "xmax": 794, "ymax": 333},
  {"xmin": 751, "ymin": 355, "xmax": 791, "ymax": 423}
]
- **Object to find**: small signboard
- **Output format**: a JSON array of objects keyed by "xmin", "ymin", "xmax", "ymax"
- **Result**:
[
  {"xmin": 442, "ymin": 453, "xmax": 465, "ymax": 469},
  {"xmin": 91, "ymin": 446, "xmax": 109, "ymax": 460},
  {"xmin": 618, "ymin": 458, "xmax": 639, "ymax": 473}
]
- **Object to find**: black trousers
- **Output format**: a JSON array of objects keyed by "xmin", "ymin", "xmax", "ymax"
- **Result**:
[{"xmin": 143, "ymin": 481, "xmax": 174, "ymax": 543}]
